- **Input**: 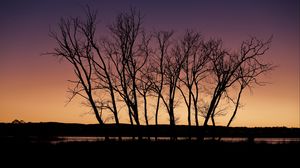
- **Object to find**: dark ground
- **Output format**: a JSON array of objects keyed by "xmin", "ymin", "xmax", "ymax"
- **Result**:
[
  {"xmin": 1, "ymin": 139, "xmax": 299, "ymax": 167},
  {"xmin": 1, "ymin": 123, "xmax": 299, "ymax": 166}
]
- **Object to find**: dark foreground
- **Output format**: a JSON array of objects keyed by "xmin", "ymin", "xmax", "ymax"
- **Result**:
[
  {"xmin": 1, "ymin": 139, "xmax": 299, "ymax": 167},
  {"xmin": 1, "ymin": 123, "xmax": 299, "ymax": 166}
]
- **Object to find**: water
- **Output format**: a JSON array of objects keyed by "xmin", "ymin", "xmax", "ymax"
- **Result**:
[
  {"xmin": 47, "ymin": 136, "xmax": 300, "ymax": 144},
  {"xmin": 254, "ymin": 138, "xmax": 300, "ymax": 144}
]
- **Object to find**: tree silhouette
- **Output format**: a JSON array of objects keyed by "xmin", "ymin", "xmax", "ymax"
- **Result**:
[
  {"xmin": 105, "ymin": 8, "xmax": 148, "ymax": 125},
  {"xmin": 226, "ymin": 37, "xmax": 275, "ymax": 127},
  {"xmin": 152, "ymin": 30, "xmax": 174, "ymax": 125},
  {"xmin": 48, "ymin": 7, "xmax": 274, "ymax": 133},
  {"xmin": 177, "ymin": 30, "xmax": 210, "ymax": 126},
  {"xmin": 159, "ymin": 38, "xmax": 187, "ymax": 126},
  {"xmin": 203, "ymin": 37, "xmax": 274, "ymax": 127},
  {"xmin": 85, "ymin": 9, "xmax": 120, "ymax": 125},
  {"xmin": 48, "ymin": 13, "xmax": 104, "ymax": 125},
  {"xmin": 136, "ymin": 51, "xmax": 153, "ymax": 126}
]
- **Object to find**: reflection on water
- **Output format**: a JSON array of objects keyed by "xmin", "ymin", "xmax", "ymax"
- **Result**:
[
  {"xmin": 254, "ymin": 138, "xmax": 300, "ymax": 144},
  {"xmin": 47, "ymin": 136, "xmax": 300, "ymax": 144},
  {"xmin": 221, "ymin": 137, "xmax": 300, "ymax": 144}
]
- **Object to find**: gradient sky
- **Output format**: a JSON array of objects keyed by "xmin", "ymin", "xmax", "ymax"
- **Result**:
[{"xmin": 0, "ymin": 0, "xmax": 299, "ymax": 127}]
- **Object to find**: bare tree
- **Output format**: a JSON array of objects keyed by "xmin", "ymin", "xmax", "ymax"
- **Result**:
[
  {"xmin": 48, "ymin": 6, "xmax": 275, "ymax": 133},
  {"xmin": 151, "ymin": 31, "xmax": 174, "ymax": 125},
  {"xmin": 226, "ymin": 37, "xmax": 275, "ymax": 127},
  {"xmin": 82, "ymin": 8, "xmax": 120, "ymax": 125},
  {"xmin": 177, "ymin": 30, "xmax": 209, "ymax": 126},
  {"xmin": 137, "ymin": 67, "xmax": 153, "ymax": 125},
  {"xmin": 200, "ymin": 39, "xmax": 227, "ymax": 127},
  {"xmin": 159, "ymin": 40, "xmax": 186, "ymax": 126},
  {"xmin": 136, "ymin": 33, "xmax": 153, "ymax": 125},
  {"xmin": 106, "ymin": 8, "xmax": 147, "ymax": 126},
  {"xmin": 48, "ymin": 13, "xmax": 104, "ymax": 124},
  {"xmin": 203, "ymin": 36, "xmax": 273, "ymax": 127}
]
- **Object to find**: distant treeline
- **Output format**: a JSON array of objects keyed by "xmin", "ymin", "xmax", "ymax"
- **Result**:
[{"xmin": 1, "ymin": 122, "xmax": 299, "ymax": 138}]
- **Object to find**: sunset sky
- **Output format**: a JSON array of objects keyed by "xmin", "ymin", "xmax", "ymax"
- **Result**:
[{"xmin": 0, "ymin": 0, "xmax": 299, "ymax": 127}]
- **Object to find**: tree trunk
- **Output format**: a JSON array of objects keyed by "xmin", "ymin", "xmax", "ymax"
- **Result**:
[
  {"xmin": 210, "ymin": 95, "xmax": 221, "ymax": 127},
  {"xmin": 187, "ymin": 91, "xmax": 192, "ymax": 127},
  {"xmin": 155, "ymin": 95, "xmax": 161, "ymax": 125},
  {"xmin": 133, "ymin": 105, "xmax": 140, "ymax": 126},
  {"xmin": 113, "ymin": 111, "xmax": 119, "ymax": 125},
  {"xmin": 211, "ymin": 115, "xmax": 215, "ymax": 127},
  {"xmin": 143, "ymin": 95, "xmax": 149, "ymax": 126},
  {"xmin": 227, "ymin": 86, "xmax": 243, "ymax": 127},
  {"xmin": 192, "ymin": 90, "xmax": 199, "ymax": 127},
  {"xmin": 203, "ymin": 87, "xmax": 222, "ymax": 127},
  {"xmin": 88, "ymin": 94, "xmax": 104, "ymax": 125},
  {"xmin": 128, "ymin": 107, "xmax": 134, "ymax": 125},
  {"xmin": 109, "ymin": 86, "xmax": 119, "ymax": 125},
  {"xmin": 187, "ymin": 107, "xmax": 191, "ymax": 126},
  {"xmin": 195, "ymin": 104, "xmax": 199, "ymax": 126},
  {"xmin": 169, "ymin": 106, "xmax": 175, "ymax": 126},
  {"xmin": 203, "ymin": 96, "xmax": 217, "ymax": 127}
]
